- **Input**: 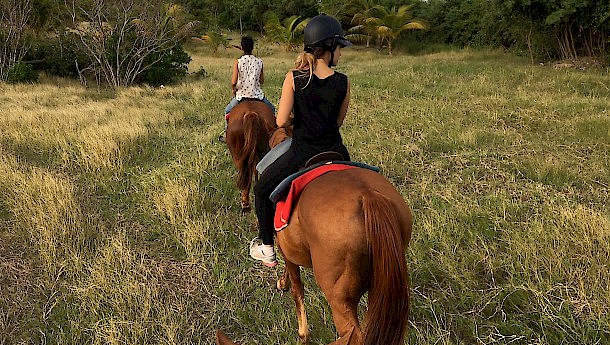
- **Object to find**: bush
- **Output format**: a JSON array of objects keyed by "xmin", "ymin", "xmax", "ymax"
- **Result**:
[
  {"xmin": 136, "ymin": 45, "xmax": 192, "ymax": 86},
  {"xmin": 190, "ymin": 65, "xmax": 207, "ymax": 79},
  {"xmin": 5, "ymin": 62, "xmax": 38, "ymax": 83},
  {"xmin": 26, "ymin": 33, "xmax": 91, "ymax": 79}
]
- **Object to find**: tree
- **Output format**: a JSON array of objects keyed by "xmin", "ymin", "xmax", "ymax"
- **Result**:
[
  {"xmin": 263, "ymin": 13, "xmax": 309, "ymax": 51},
  {"xmin": 497, "ymin": 0, "xmax": 610, "ymax": 61},
  {"xmin": 317, "ymin": 0, "xmax": 345, "ymax": 17},
  {"xmin": 64, "ymin": 0, "xmax": 198, "ymax": 87},
  {"xmin": 345, "ymin": 0, "xmax": 375, "ymax": 47},
  {"xmin": 0, "ymin": 0, "xmax": 32, "ymax": 79},
  {"xmin": 352, "ymin": 4, "xmax": 426, "ymax": 55}
]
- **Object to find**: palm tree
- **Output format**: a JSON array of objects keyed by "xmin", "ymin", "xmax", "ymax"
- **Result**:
[
  {"xmin": 263, "ymin": 13, "xmax": 309, "ymax": 51},
  {"xmin": 344, "ymin": 0, "xmax": 375, "ymax": 47},
  {"xmin": 192, "ymin": 31, "xmax": 229, "ymax": 54},
  {"xmin": 353, "ymin": 5, "xmax": 426, "ymax": 55}
]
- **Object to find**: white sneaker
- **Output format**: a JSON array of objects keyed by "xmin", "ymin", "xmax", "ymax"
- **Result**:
[{"xmin": 249, "ymin": 239, "xmax": 278, "ymax": 267}]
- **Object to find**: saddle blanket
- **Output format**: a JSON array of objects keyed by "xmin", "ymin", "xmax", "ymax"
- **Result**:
[
  {"xmin": 270, "ymin": 161, "xmax": 380, "ymax": 203},
  {"xmin": 274, "ymin": 163, "xmax": 357, "ymax": 231}
]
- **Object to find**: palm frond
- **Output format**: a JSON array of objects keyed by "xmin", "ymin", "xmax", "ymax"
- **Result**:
[
  {"xmin": 348, "ymin": 24, "xmax": 365, "ymax": 33},
  {"xmin": 396, "ymin": 5, "xmax": 414, "ymax": 18},
  {"xmin": 376, "ymin": 26, "xmax": 392, "ymax": 36},
  {"xmin": 400, "ymin": 21, "xmax": 426, "ymax": 32},
  {"xmin": 345, "ymin": 33, "xmax": 370, "ymax": 44},
  {"xmin": 294, "ymin": 17, "xmax": 309, "ymax": 32}
]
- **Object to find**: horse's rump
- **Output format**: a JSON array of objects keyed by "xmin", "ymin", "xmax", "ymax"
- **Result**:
[
  {"xmin": 225, "ymin": 100, "xmax": 275, "ymax": 210},
  {"xmin": 278, "ymin": 167, "xmax": 411, "ymax": 269}
]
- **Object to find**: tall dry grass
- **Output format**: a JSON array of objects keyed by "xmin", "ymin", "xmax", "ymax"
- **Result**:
[{"xmin": 0, "ymin": 44, "xmax": 609, "ymax": 344}]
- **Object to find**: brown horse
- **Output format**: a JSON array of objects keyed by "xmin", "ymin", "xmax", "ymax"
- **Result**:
[
  {"xmin": 225, "ymin": 100, "xmax": 275, "ymax": 211},
  {"xmin": 215, "ymin": 166, "xmax": 412, "ymax": 344},
  {"xmin": 220, "ymin": 122, "xmax": 412, "ymax": 343},
  {"xmin": 275, "ymin": 166, "xmax": 412, "ymax": 345}
]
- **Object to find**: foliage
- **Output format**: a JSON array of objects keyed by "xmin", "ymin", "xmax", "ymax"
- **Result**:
[
  {"xmin": 181, "ymin": 0, "xmax": 316, "ymax": 33},
  {"xmin": 136, "ymin": 44, "xmax": 191, "ymax": 86},
  {"xmin": 65, "ymin": 0, "xmax": 198, "ymax": 87},
  {"xmin": 5, "ymin": 61, "xmax": 38, "ymax": 83},
  {"xmin": 345, "ymin": 0, "xmax": 376, "ymax": 47},
  {"xmin": 25, "ymin": 31, "xmax": 91, "ymax": 79},
  {"xmin": 411, "ymin": 0, "xmax": 610, "ymax": 61},
  {"xmin": 350, "ymin": 4, "xmax": 426, "ymax": 55},
  {"xmin": 30, "ymin": 0, "xmax": 61, "ymax": 31},
  {"xmin": 263, "ymin": 13, "xmax": 309, "ymax": 51},
  {"xmin": 0, "ymin": 0, "xmax": 33, "ymax": 79},
  {"xmin": 497, "ymin": 0, "xmax": 610, "ymax": 60},
  {"xmin": 192, "ymin": 30, "xmax": 229, "ymax": 53},
  {"xmin": 190, "ymin": 65, "xmax": 207, "ymax": 79}
]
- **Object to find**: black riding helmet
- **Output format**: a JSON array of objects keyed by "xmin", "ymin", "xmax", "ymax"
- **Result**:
[{"xmin": 304, "ymin": 15, "xmax": 351, "ymax": 66}]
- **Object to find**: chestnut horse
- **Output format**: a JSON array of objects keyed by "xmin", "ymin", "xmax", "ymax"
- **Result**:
[
  {"xmin": 225, "ymin": 100, "xmax": 275, "ymax": 211},
  {"xmin": 217, "ymin": 130, "xmax": 412, "ymax": 344},
  {"xmin": 274, "ymin": 166, "xmax": 412, "ymax": 345}
]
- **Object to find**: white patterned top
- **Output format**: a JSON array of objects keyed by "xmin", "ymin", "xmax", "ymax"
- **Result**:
[{"xmin": 235, "ymin": 55, "xmax": 264, "ymax": 101}]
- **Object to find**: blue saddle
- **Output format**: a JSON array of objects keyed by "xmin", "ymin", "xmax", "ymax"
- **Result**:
[{"xmin": 269, "ymin": 161, "xmax": 380, "ymax": 203}]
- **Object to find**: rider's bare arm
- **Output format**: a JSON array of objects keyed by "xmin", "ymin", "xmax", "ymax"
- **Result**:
[
  {"xmin": 276, "ymin": 71, "xmax": 295, "ymax": 128},
  {"xmin": 259, "ymin": 64, "xmax": 265, "ymax": 85},
  {"xmin": 337, "ymin": 80, "xmax": 350, "ymax": 127},
  {"xmin": 231, "ymin": 60, "xmax": 238, "ymax": 95}
]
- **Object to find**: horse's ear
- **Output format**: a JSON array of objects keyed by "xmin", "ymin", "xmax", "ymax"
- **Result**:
[{"xmin": 215, "ymin": 329, "xmax": 239, "ymax": 345}]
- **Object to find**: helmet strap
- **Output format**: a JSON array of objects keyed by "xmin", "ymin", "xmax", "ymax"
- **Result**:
[{"xmin": 328, "ymin": 50, "xmax": 334, "ymax": 67}]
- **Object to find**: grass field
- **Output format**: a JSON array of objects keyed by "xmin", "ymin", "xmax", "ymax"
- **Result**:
[{"xmin": 1, "ymin": 43, "xmax": 609, "ymax": 344}]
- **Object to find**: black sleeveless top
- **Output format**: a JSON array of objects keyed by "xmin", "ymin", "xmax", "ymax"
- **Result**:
[{"xmin": 291, "ymin": 70, "xmax": 350, "ymax": 162}]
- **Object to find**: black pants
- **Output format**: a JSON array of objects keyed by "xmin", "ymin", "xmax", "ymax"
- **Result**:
[
  {"xmin": 254, "ymin": 144, "xmax": 350, "ymax": 245},
  {"xmin": 254, "ymin": 147, "xmax": 301, "ymax": 245}
]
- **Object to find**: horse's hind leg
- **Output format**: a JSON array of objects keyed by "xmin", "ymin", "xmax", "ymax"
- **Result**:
[
  {"xmin": 283, "ymin": 260, "xmax": 309, "ymax": 342},
  {"xmin": 314, "ymin": 269, "xmax": 364, "ymax": 343},
  {"xmin": 277, "ymin": 259, "xmax": 290, "ymax": 291},
  {"xmin": 240, "ymin": 189, "xmax": 251, "ymax": 212}
]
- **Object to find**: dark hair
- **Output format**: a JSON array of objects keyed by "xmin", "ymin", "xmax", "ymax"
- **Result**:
[{"xmin": 241, "ymin": 36, "xmax": 254, "ymax": 54}]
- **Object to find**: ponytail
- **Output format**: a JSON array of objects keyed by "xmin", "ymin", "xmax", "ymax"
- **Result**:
[{"xmin": 293, "ymin": 46, "xmax": 326, "ymax": 88}]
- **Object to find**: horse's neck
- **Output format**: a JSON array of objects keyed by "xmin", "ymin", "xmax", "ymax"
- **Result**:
[{"xmin": 270, "ymin": 127, "xmax": 293, "ymax": 149}]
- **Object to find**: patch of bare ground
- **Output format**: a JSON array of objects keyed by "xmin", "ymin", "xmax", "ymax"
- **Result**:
[{"xmin": 552, "ymin": 57, "xmax": 606, "ymax": 70}]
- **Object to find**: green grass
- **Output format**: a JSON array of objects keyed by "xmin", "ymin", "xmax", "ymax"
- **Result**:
[{"xmin": 0, "ymin": 44, "xmax": 609, "ymax": 344}]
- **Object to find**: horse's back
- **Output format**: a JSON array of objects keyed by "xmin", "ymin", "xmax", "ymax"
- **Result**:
[
  {"xmin": 279, "ymin": 168, "xmax": 411, "ymax": 270},
  {"xmin": 225, "ymin": 100, "xmax": 276, "ymax": 209},
  {"xmin": 225, "ymin": 99, "xmax": 276, "ymax": 163},
  {"xmin": 227, "ymin": 100, "xmax": 275, "ymax": 129}
]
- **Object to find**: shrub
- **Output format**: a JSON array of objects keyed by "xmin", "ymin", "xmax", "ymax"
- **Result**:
[
  {"xmin": 26, "ymin": 33, "xmax": 91, "ymax": 79},
  {"xmin": 5, "ymin": 62, "xmax": 38, "ymax": 83},
  {"xmin": 136, "ymin": 45, "xmax": 192, "ymax": 86},
  {"xmin": 190, "ymin": 65, "xmax": 207, "ymax": 79}
]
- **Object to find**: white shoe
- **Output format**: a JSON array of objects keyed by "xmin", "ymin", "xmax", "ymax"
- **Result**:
[{"xmin": 249, "ymin": 239, "xmax": 277, "ymax": 267}]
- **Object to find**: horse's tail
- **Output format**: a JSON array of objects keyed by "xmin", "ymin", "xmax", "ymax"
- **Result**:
[
  {"xmin": 362, "ymin": 190, "xmax": 410, "ymax": 345},
  {"xmin": 237, "ymin": 110, "xmax": 266, "ymax": 190}
]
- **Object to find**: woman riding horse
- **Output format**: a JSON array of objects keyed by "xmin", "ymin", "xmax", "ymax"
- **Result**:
[
  {"xmin": 233, "ymin": 15, "xmax": 412, "ymax": 345},
  {"xmin": 249, "ymin": 15, "xmax": 352, "ymax": 266},
  {"xmin": 221, "ymin": 36, "xmax": 275, "ymax": 143}
]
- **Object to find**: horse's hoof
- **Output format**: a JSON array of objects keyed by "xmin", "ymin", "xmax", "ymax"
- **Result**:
[
  {"xmin": 241, "ymin": 205, "xmax": 251, "ymax": 213},
  {"xmin": 277, "ymin": 278, "xmax": 290, "ymax": 291},
  {"xmin": 298, "ymin": 332, "xmax": 310, "ymax": 344}
]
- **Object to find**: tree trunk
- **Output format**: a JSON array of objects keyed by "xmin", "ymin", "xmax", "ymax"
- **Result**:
[{"xmin": 0, "ymin": 0, "xmax": 32, "ymax": 78}]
